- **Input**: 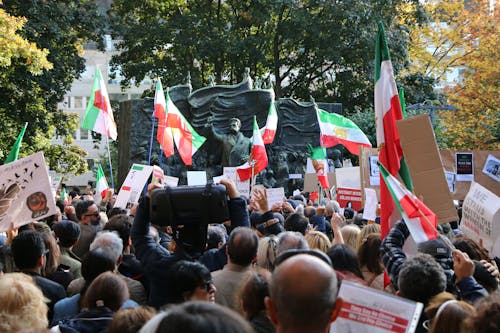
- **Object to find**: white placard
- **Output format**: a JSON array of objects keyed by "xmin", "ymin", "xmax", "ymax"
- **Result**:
[
  {"xmin": 460, "ymin": 182, "xmax": 500, "ymax": 257},
  {"xmin": 330, "ymin": 281, "xmax": 423, "ymax": 333},
  {"xmin": 187, "ymin": 171, "xmax": 207, "ymax": 186},
  {"xmin": 223, "ymin": 167, "xmax": 250, "ymax": 199},
  {"xmin": 152, "ymin": 165, "xmax": 164, "ymax": 185},
  {"xmin": 114, "ymin": 164, "xmax": 154, "ymax": 209},
  {"xmin": 444, "ymin": 171, "xmax": 456, "ymax": 192},
  {"xmin": 289, "ymin": 173, "xmax": 303, "ymax": 179},
  {"xmin": 336, "ymin": 166, "xmax": 361, "ymax": 189},
  {"xmin": 293, "ymin": 189, "xmax": 301, "ymax": 197},
  {"xmin": 212, "ymin": 175, "xmax": 226, "ymax": 184},
  {"xmin": 363, "ymin": 188, "xmax": 378, "ymax": 221},
  {"xmin": 164, "ymin": 175, "xmax": 179, "ymax": 187},
  {"xmin": 49, "ymin": 172, "xmax": 63, "ymax": 196},
  {"xmin": 369, "ymin": 156, "xmax": 380, "ymax": 186},
  {"xmin": 0, "ymin": 152, "xmax": 57, "ymax": 232},
  {"xmin": 482, "ymin": 154, "xmax": 500, "ymax": 182},
  {"xmin": 266, "ymin": 187, "xmax": 285, "ymax": 209}
]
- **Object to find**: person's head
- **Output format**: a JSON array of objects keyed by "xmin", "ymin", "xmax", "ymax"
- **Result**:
[
  {"xmin": 340, "ymin": 224, "xmax": 360, "ymax": 251},
  {"xmin": 265, "ymin": 254, "xmax": 341, "ymax": 333},
  {"xmin": 277, "ymin": 231, "xmax": 309, "ymax": 255},
  {"xmin": 11, "ymin": 230, "xmax": 46, "ymax": 271},
  {"xmin": 356, "ymin": 223, "xmax": 380, "ymax": 249},
  {"xmin": 305, "ymin": 230, "xmax": 332, "ymax": 253},
  {"xmin": 206, "ymin": 225, "xmax": 226, "ymax": 250},
  {"xmin": 167, "ymin": 260, "xmax": 216, "ymax": 304},
  {"xmin": 284, "ymin": 213, "xmax": 309, "ymax": 235},
  {"xmin": 240, "ymin": 270, "xmax": 272, "ymax": 321},
  {"xmin": 141, "ymin": 301, "xmax": 255, "ymax": 333},
  {"xmin": 83, "ymin": 271, "xmax": 129, "ymax": 312},
  {"xmin": 256, "ymin": 235, "xmax": 279, "ymax": 271},
  {"xmin": 304, "ymin": 206, "xmax": 316, "ymax": 219},
  {"xmin": 398, "ymin": 253, "xmax": 447, "ymax": 305},
  {"xmin": 227, "ymin": 227, "xmax": 259, "ymax": 267},
  {"xmin": 75, "ymin": 200, "xmax": 100, "ymax": 225},
  {"xmin": 327, "ymin": 243, "xmax": 364, "ymax": 279},
  {"xmin": 229, "ymin": 118, "xmax": 241, "ymax": 133},
  {"xmin": 103, "ymin": 214, "xmax": 132, "ymax": 252},
  {"xmin": 465, "ymin": 291, "xmax": 500, "ymax": 333},
  {"xmin": 39, "ymin": 231, "xmax": 60, "ymax": 276},
  {"xmin": 52, "ymin": 220, "xmax": 80, "ymax": 248},
  {"xmin": 0, "ymin": 273, "xmax": 48, "ymax": 332},
  {"xmin": 472, "ymin": 260, "xmax": 498, "ymax": 293},
  {"xmin": 343, "ymin": 207, "xmax": 355, "ymax": 220},
  {"xmin": 357, "ymin": 232, "xmax": 383, "ymax": 275},
  {"xmin": 107, "ymin": 207, "xmax": 127, "ymax": 219},
  {"xmin": 89, "ymin": 231, "xmax": 124, "ymax": 265},
  {"xmin": 107, "ymin": 306, "xmax": 157, "ymax": 333},
  {"xmin": 424, "ymin": 292, "xmax": 474, "ymax": 333},
  {"xmin": 453, "ymin": 238, "xmax": 491, "ymax": 262}
]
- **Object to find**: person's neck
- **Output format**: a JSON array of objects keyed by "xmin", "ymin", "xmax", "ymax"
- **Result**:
[{"xmin": 21, "ymin": 267, "xmax": 42, "ymax": 275}]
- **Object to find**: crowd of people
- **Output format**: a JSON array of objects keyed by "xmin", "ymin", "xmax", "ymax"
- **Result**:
[{"xmin": 0, "ymin": 178, "xmax": 499, "ymax": 333}]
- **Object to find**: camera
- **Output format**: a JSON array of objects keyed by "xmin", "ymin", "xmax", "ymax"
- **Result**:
[{"xmin": 150, "ymin": 184, "xmax": 230, "ymax": 227}]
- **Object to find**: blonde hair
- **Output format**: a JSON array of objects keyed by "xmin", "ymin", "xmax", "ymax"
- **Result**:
[
  {"xmin": 341, "ymin": 225, "xmax": 361, "ymax": 251},
  {"xmin": 256, "ymin": 235, "xmax": 279, "ymax": 271},
  {"xmin": 357, "ymin": 223, "xmax": 381, "ymax": 249},
  {"xmin": 0, "ymin": 273, "xmax": 48, "ymax": 332},
  {"xmin": 305, "ymin": 231, "xmax": 332, "ymax": 253}
]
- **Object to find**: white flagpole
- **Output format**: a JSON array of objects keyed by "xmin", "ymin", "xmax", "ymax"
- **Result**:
[{"xmin": 105, "ymin": 135, "xmax": 115, "ymax": 189}]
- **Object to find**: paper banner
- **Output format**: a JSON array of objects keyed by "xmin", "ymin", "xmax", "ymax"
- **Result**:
[
  {"xmin": 363, "ymin": 188, "xmax": 378, "ymax": 221},
  {"xmin": 164, "ymin": 175, "xmax": 179, "ymax": 187},
  {"xmin": 187, "ymin": 171, "xmax": 207, "ymax": 186},
  {"xmin": 223, "ymin": 167, "xmax": 250, "ymax": 199},
  {"xmin": 266, "ymin": 187, "xmax": 286, "ymax": 209},
  {"xmin": 114, "ymin": 164, "xmax": 154, "ymax": 209}
]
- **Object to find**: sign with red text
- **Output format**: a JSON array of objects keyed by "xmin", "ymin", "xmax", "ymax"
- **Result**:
[
  {"xmin": 115, "ymin": 164, "xmax": 153, "ymax": 209},
  {"xmin": 330, "ymin": 281, "xmax": 422, "ymax": 333},
  {"xmin": 337, "ymin": 187, "xmax": 362, "ymax": 211}
]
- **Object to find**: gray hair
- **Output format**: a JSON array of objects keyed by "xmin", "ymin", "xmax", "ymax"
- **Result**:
[
  {"xmin": 277, "ymin": 231, "xmax": 309, "ymax": 255},
  {"xmin": 90, "ymin": 231, "xmax": 123, "ymax": 264}
]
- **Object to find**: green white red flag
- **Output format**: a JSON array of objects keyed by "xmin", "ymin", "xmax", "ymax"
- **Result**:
[
  {"xmin": 60, "ymin": 187, "xmax": 69, "ymax": 205},
  {"xmin": 4, "ymin": 122, "xmax": 28, "ymax": 164},
  {"xmin": 375, "ymin": 22, "xmax": 413, "ymax": 238},
  {"xmin": 316, "ymin": 108, "xmax": 371, "ymax": 155},
  {"xmin": 308, "ymin": 145, "xmax": 330, "ymax": 189},
  {"xmin": 379, "ymin": 163, "xmax": 438, "ymax": 243},
  {"xmin": 165, "ymin": 88, "xmax": 206, "ymax": 165},
  {"xmin": 260, "ymin": 90, "xmax": 278, "ymax": 144},
  {"xmin": 237, "ymin": 116, "xmax": 268, "ymax": 181},
  {"xmin": 82, "ymin": 68, "xmax": 117, "ymax": 140},
  {"xmin": 95, "ymin": 164, "xmax": 109, "ymax": 200},
  {"xmin": 154, "ymin": 79, "xmax": 174, "ymax": 157}
]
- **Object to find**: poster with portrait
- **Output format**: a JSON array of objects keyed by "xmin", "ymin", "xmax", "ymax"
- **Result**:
[
  {"xmin": 482, "ymin": 154, "xmax": 500, "ymax": 182},
  {"xmin": 456, "ymin": 152, "xmax": 474, "ymax": 181},
  {"xmin": 0, "ymin": 152, "xmax": 57, "ymax": 232}
]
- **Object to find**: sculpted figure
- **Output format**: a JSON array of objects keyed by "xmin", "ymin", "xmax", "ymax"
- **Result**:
[{"xmin": 206, "ymin": 117, "xmax": 251, "ymax": 167}]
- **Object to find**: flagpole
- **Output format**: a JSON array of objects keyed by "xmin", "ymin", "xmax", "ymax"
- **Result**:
[
  {"xmin": 105, "ymin": 135, "xmax": 115, "ymax": 189},
  {"xmin": 148, "ymin": 113, "xmax": 155, "ymax": 165}
]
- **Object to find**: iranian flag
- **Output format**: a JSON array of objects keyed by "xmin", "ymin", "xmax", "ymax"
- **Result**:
[
  {"xmin": 316, "ymin": 108, "xmax": 371, "ymax": 155},
  {"xmin": 82, "ymin": 68, "xmax": 117, "ymax": 140},
  {"xmin": 379, "ymin": 163, "xmax": 438, "ymax": 243},
  {"xmin": 375, "ymin": 22, "xmax": 413, "ymax": 238},
  {"xmin": 260, "ymin": 91, "xmax": 278, "ymax": 144},
  {"xmin": 237, "ymin": 116, "xmax": 268, "ymax": 181},
  {"xmin": 154, "ymin": 79, "xmax": 174, "ymax": 157},
  {"xmin": 165, "ymin": 88, "xmax": 206, "ymax": 166},
  {"xmin": 95, "ymin": 164, "xmax": 109, "ymax": 200},
  {"xmin": 4, "ymin": 122, "xmax": 28, "ymax": 164},
  {"xmin": 308, "ymin": 145, "xmax": 330, "ymax": 189}
]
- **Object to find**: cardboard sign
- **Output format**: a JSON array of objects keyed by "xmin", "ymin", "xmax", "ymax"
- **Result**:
[
  {"xmin": 114, "ymin": 164, "xmax": 153, "ymax": 209},
  {"xmin": 330, "ymin": 281, "xmax": 423, "ymax": 333},
  {"xmin": 460, "ymin": 182, "xmax": 500, "ymax": 257},
  {"xmin": 303, "ymin": 173, "xmax": 336, "ymax": 193},
  {"xmin": 397, "ymin": 115, "xmax": 458, "ymax": 224},
  {"xmin": 164, "ymin": 175, "xmax": 179, "ymax": 187},
  {"xmin": 266, "ymin": 187, "xmax": 286, "ymax": 208},
  {"xmin": 363, "ymin": 188, "xmax": 378, "ymax": 221},
  {"xmin": 0, "ymin": 152, "xmax": 57, "ymax": 232},
  {"xmin": 369, "ymin": 156, "xmax": 380, "ymax": 186},
  {"xmin": 456, "ymin": 152, "xmax": 474, "ymax": 181},
  {"xmin": 482, "ymin": 154, "xmax": 500, "ymax": 182},
  {"xmin": 337, "ymin": 187, "xmax": 363, "ymax": 211},
  {"xmin": 360, "ymin": 147, "xmax": 380, "ymax": 201},
  {"xmin": 223, "ymin": 167, "xmax": 250, "ymax": 199},
  {"xmin": 187, "ymin": 171, "xmax": 207, "ymax": 186},
  {"xmin": 444, "ymin": 171, "xmax": 456, "ymax": 193}
]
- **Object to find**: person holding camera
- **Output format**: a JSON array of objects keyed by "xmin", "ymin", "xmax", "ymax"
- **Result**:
[{"xmin": 131, "ymin": 178, "xmax": 249, "ymax": 309}]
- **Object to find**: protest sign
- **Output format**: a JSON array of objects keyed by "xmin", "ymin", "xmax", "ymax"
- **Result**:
[
  {"xmin": 187, "ymin": 171, "xmax": 207, "ymax": 186},
  {"xmin": 337, "ymin": 187, "xmax": 363, "ymax": 211},
  {"xmin": 330, "ymin": 281, "xmax": 423, "ymax": 333},
  {"xmin": 164, "ymin": 175, "xmax": 179, "ymax": 187},
  {"xmin": 460, "ymin": 182, "xmax": 500, "ymax": 257},
  {"xmin": 223, "ymin": 167, "xmax": 250, "ymax": 198},
  {"xmin": 303, "ymin": 173, "xmax": 336, "ymax": 193},
  {"xmin": 363, "ymin": 188, "xmax": 378, "ymax": 221},
  {"xmin": 444, "ymin": 171, "xmax": 455, "ymax": 193},
  {"xmin": 482, "ymin": 154, "xmax": 500, "ymax": 182},
  {"xmin": 359, "ymin": 147, "xmax": 380, "ymax": 201},
  {"xmin": 397, "ymin": 115, "xmax": 457, "ymax": 224},
  {"xmin": 456, "ymin": 152, "xmax": 474, "ymax": 181},
  {"xmin": 114, "ymin": 164, "xmax": 153, "ymax": 209},
  {"xmin": 0, "ymin": 152, "xmax": 57, "ymax": 232},
  {"xmin": 336, "ymin": 167, "xmax": 361, "ymax": 189},
  {"xmin": 266, "ymin": 187, "xmax": 286, "ymax": 209},
  {"xmin": 289, "ymin": 173, "xmax": 302, "ymax": 179},
  {"xmin": 49, "ymin": 172, "xmax": 63, "ymax": 196},
  {"xmin": 152, "ymin": 165, "xmax": 164, "ymax": 185},
  {"xmin": 369, "ymin": 156, "xmax": 380, "ymax": 186}
]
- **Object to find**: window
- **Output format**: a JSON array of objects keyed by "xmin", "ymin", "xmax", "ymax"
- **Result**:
[
  {"xmin": 74, "ymin": 97, "xmax": 83, "ymax": 109},
  {"xmin": 80, "ymin": 128, "xmax": 89, "ymax": 140}
]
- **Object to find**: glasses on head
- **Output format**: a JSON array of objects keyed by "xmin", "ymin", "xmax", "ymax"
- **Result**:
[{"xmin": 84, "ymin": 212, "xmax": 100, "ymax": 218}]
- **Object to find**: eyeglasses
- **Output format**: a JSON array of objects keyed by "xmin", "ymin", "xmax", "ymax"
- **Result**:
[{"xmin": 84, "ymin": 212, "xmax": 100, "ymax": 218}]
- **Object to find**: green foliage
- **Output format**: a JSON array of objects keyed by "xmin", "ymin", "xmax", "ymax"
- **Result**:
[{"xmin": 0, "ymin": 0, "xmax": 105, "ymax": 173}]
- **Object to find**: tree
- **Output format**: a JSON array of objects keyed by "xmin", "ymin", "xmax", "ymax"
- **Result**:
[
  {"xmin": 0, "ymin": 0, "xmax": 105, "ymax": 173},
  {"xmin": 109, "ymin": 0, "xmax": 421, "ymax": 113}
]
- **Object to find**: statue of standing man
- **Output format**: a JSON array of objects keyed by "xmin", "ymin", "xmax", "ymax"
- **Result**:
[{"xmin": 206, "ymin": 117, "xmax": 251, "ymax": 167}]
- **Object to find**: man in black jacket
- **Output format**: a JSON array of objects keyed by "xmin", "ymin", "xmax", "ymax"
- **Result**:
[{"xmin": 131, "ymin": 178, "xmax": 249, "ymax": 308}]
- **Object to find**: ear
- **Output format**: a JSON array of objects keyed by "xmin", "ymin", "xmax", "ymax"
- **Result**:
[
  {"xmin": 330, "ymin": 297, "xmax": 344, "ymax": 323},
  {"xmin": 37, "ymin": 255, "xmax": 44, "ymax": 268},
  {"xmin": 264, "ymin": 296, "xmax": 278, "ymax": 325},
  {"xmin": 127, "ymin": 237, "xmax": 132, "ymax": 247}
]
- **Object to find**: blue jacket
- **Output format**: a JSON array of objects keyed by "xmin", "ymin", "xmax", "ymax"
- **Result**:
[{"xmin": 131, "ymin": 195, "xmax": 249, "ymax": 308}]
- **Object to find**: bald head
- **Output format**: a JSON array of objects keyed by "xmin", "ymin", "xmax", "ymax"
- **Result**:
[{"xmin": 267, "ymin": 254, "xmax": 339, "ymax": 332}]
